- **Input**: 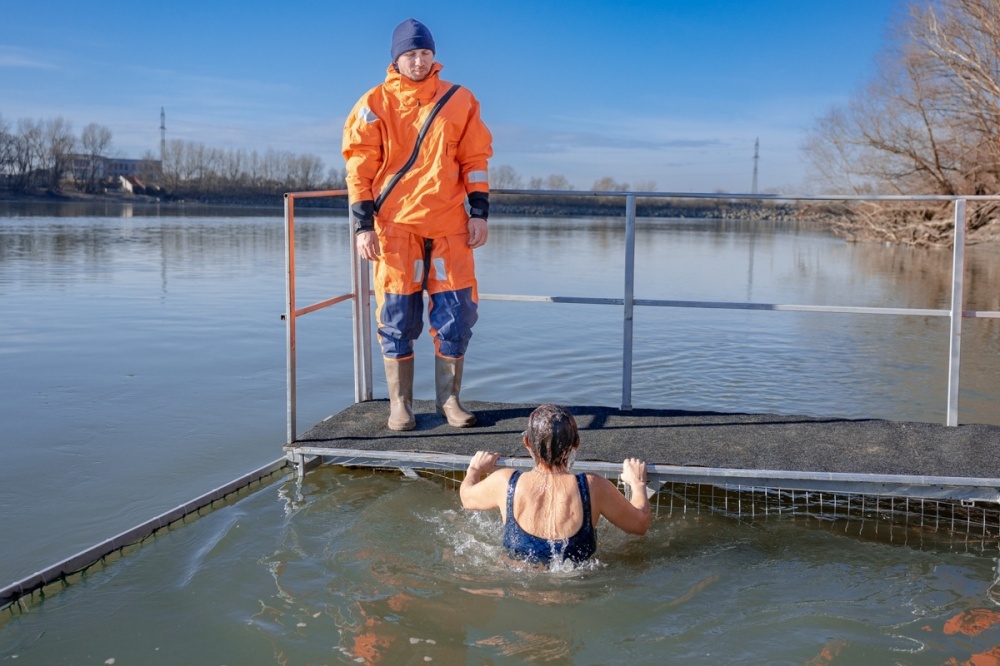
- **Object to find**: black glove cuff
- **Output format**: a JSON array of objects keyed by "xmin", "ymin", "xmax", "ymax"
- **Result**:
[
  {"xmin": 468, "ymin": 192, "xmax": 489, "ymax": 220},
  {"xmin": 351, "ymin": 200, "xmax": 375, "ymax": 234}
]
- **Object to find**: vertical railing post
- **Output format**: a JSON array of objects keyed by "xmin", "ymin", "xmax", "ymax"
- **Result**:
[
  {"xmin": 283, "ymin": 194, "xmax": 298, "ymax": 445},
  {"xmin": 350, "ymin": 229, "xmax": 374, "ymax": 403},
  {"xmin": 946, "ymin": 198, "xmax": 966, "ymax": 426},
  {"xmin": 621, "ymin": 193, "xmax": 636, "ymax": 411}
]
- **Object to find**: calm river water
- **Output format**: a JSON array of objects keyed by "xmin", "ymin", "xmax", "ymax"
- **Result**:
[{"xmin": 1, "ymin": 201, "xmax": 999, "ymax": 663}]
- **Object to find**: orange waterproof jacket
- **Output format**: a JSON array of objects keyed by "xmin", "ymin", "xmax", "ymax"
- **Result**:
[{"xmin": 342, "ymin": 62, "xmax": 493, "ymax": 239}]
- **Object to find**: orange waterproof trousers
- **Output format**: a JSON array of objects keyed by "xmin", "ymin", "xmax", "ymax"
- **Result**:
[{"xmin": 373, "ymin": 224, "xmax": 478, "ymax": 360}]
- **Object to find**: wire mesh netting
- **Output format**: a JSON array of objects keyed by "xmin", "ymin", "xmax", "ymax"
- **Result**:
[
  {"xmin": 652, "ymin": 482, "xmax": 1000, "ymax": 544},
  {"xmin": 397, "ymin": 465, "xmax": 1000, "ymax": 552}
]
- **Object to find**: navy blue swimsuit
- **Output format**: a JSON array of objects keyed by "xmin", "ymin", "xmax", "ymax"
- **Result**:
[{"xmin": 502, "ymin": 470, "xmax": 597, "ymax": 564}]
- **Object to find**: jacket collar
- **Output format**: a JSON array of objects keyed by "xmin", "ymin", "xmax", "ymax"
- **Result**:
[{"xmin": 384, "ymin": 62, "xmax": 443, "ymax": 105}]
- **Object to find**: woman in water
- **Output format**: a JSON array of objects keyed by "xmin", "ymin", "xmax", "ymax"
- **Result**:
[{"xmin": 460, "ymin": 404, "xmax": 651, "ymax": 565}]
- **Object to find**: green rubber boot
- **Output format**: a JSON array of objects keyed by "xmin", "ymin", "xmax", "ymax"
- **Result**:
[
  {"xmin": 384, "ymin": 357, "xmax": 416, "ymax": 431},
  {"xmin": 435, "ymin": 355, "xmax": 476, "ymax": 428}
]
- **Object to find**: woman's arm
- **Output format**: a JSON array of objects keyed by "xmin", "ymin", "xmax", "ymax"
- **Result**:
[
  {"xmin": 459, "ymin": 451, "xmax": 510, "ymax": 512},
  {"xmin": 589, "ymin": 458, "xmax": 651, "ymax": 535}
]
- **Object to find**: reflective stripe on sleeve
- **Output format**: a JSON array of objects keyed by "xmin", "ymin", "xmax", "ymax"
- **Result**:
[
  {"xmin": 467, "ymin": 170, "xmax": 488, "ymax": 184},
  {"xmin": 358, "ymin": 107, "xmax": 378, "ymax": 124}
]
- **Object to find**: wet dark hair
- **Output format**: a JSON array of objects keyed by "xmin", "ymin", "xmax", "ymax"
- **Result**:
[{"xmin": 525, "ymin": 404, "xmax": 580, "ymax": 469}]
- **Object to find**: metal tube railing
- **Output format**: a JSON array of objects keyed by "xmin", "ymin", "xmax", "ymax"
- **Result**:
[
  {"xmin": 350, "ymin": 212, "xmax": 374, "ymax": 405},
  {"xmin": 282, "ymin": 190, "xmax": 361, "ymax": 444},
  {"xmin": 289, "ymin": 447, "xmax": 1000, "ymax": 503},
  {"xmin": 1, "ymin": 456, "xmax": 289, "ymax": 608},
  {"xmin": 283, "ymin": 193, "xmax": 297, "ymax": 445},
  {"xmin": 622, "ymin": 193, "xmax": 636, "ymax": 410},
  {"xmin": 947, "ymin": 199, "xmax": 967, "ymax": 426},
  {"xmin": 283, "ymin": 190, "xmax": 1000, "ymax": 439}
]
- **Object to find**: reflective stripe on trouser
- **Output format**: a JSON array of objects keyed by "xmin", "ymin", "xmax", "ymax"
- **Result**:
[{"xmin": 374, "ymin": 226, "xmax": 478, "ymax": 360}]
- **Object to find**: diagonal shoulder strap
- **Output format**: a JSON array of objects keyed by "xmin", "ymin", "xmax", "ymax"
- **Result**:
[{"xmin": 374, "ymin": 83, "xmax": 462, "ymax": 214}]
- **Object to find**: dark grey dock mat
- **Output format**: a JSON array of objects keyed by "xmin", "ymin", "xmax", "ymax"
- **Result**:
[{"xmin": 292, "ymin": 400, "xmax": 1000, "ymax": 479}]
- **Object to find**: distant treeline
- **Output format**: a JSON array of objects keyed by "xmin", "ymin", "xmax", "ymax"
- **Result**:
[
  {"xmin": 0, "ymin": 115, "xmax": 348, "ymax": 199},
  {"xmin": 0, "ymin": 111, "xmax": 684, "ymax": 204},
  {"xmin": 158, "ymin": 139, "xmax": 345, "ymax": 198},
  {"xmin": 1, "ymin": 112, "xmax": 800, "ymax": 223}
]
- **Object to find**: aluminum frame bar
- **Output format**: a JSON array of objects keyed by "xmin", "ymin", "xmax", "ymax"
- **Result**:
[{"xmin": 287, "ymin": 446, "xmax": 1000, "ymax": 503}]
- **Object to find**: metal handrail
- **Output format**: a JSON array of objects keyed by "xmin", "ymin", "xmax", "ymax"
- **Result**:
[
  {"xmin": 282, "ymin": 190, "xmax": 1000, "ymax": 441},
  {"xmin": 288, "ymin": 447, "xmax": 1000, "ymax": 503},
  {"xmin": 283, "ymin": 190, "xmax": 372, "ymax": 445}
]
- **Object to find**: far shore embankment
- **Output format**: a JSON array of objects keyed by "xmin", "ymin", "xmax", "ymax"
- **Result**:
[{"xmin": 0, "ymin": 188, "xmax": 826, "ymax": 223}]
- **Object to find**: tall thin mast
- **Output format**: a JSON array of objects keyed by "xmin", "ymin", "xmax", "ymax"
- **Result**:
[{"xmin": 160, "ymin": 107, "xmax": 166, "ymax": 163}]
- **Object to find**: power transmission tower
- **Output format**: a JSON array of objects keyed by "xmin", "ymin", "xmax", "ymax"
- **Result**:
[
  {"xmin": 751, "ymin": 137, "xmax": 759, "ymax": 194},
  {"xmin": 160, "ymin": 107, "xmax": 166, "ymax": 163}
]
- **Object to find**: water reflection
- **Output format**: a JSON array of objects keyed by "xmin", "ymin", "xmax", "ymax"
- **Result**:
[
  {"xmin": 1, "ymin": 206, "xmax": 998, "ymax": 589},
  {"xmin": 4, "ymin": 209, "xmax": 995, "ymax": 308},
  {"xmin": 0, "ymin": 215, "xmax": 349, "ymax": 296},
  {"xmin": 0, "ymin": 200, "xmax": 291, "ymax": 219}
]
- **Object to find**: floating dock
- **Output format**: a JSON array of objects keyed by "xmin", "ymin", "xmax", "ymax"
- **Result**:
[
  {"xmin": 287, "ymin": 400, "xmax": 1000, "ymax": 502},
  {"xmin": 281, "ymin": 188, "xmax": 1000, "ymax": 507}
]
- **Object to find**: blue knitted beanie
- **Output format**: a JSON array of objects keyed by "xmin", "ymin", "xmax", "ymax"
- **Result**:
[{"xmin": 391, "ymin": 18, "xmax": 435, "ymax": 62}]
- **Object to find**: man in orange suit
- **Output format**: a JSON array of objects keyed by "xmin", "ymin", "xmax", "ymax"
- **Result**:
[{"xmin": 343, "ymin": 18, "xmax": 493, "ymax": 431}]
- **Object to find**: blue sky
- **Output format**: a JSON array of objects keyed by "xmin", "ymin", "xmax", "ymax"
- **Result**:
[{"xmin": 2, "ymin": 0, "xmax": 905, "ymax": 193}]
